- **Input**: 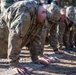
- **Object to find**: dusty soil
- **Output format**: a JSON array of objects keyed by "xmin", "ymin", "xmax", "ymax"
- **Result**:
[{"xmin": 0, "ymin": 45, "xmax": 76, "ymax": 75}]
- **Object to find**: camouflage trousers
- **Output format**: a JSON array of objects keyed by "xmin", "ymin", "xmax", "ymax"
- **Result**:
[
  {"xmin": 39, "ymin": 22, "xmax": 59, "ymax": 52},
  {"xmin": 58, "ymin": 22, "xmax": 66, "ymax": 49},
  {"xmin": 74, "ymin": 31, "xmax": 76, "ymax": 47},
  {"xmin": 32, "ymin": 22, "xmax": 59, "ymax": 55},
  {"xmin": 49, "ymin": 23, "xmax": 59, "ymax": 50},
  {"xmin": 63, "ymin": 26, "xmax": 75, "ymax": 48},
  {"xmin": 73, "ymin": 26, "xmax": 76, "ymax": 47},
  {"xmin": 36, "ymin": 22, "xmax": 59, "ymax": 55},
  {"xmin": 0, "ymin": 27, "xmax": 8, "ymax": 57}
]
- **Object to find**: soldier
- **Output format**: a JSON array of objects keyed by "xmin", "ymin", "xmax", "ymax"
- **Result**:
[
  {"xmin": 58, "ymin": 8, "xmax": 66, "ymax": 50},
  {"xmin": 58, "ymin": 6, "xmax": 76, "ymax": 53},
  {"xmin": 38, "ymin": 0, "xmax": 63, "ymax": 56},
  {"xmin": 63, "ymin": 6, "xmax": 76, "ymax": 53},
  {"xmin": 34, "ymin": 0, "xmax": 59, "ymax": 62},
  {"xmin": 48, "ymin": 0, "xmax": 64, "ymax": 54},
  {"xmin": 39, "ymin": 0, "xmax": 64, "ymax": 57},
  {"xmin": 0, "ymin": 0, "xmax": 61, "ymax": 75},
  {"xmin": 36, "ymin": 0, "xmax": 62, "ymax": 60}
]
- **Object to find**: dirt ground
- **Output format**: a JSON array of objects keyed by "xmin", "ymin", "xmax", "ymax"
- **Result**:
[{"xmin": 0, "ymin": 45, "xmax": 76, "ymax": 75}]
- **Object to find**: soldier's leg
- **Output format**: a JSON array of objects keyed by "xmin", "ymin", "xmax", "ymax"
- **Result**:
[
  {"xmin": 50, "ymin": 24, "xmax": 58, "ymax": 51},
  {"xmin": 0, "ymin": 27, "xmax": 8, "ymax": 58},
  {"xmin": 74, "ymin": 25, "xmax": 76, "ymax": 49},
  {"xmin": 37, "ymin": 25, "xmax": 55, "ymax": 63},
  {"xmin": 74, "ymin": 32, "xmax": 76, "ymax": 48},
  {"xmin": 68, "ymin": 29, "xmax": 76, "ymax": 53},
  {"xmin": 63, "ymin": 28, "xmax": 70, "ymax": 49},
  {"xmin": 50, "ymin": 23, "xmax": 64, "ymax": 54},
  {"xmin": 63, "ymin": 27, "xmax": 74, "ymax": 53},
  {"xmin": 73, "ymin": 27, "xmax": 76, "ymax": 52},
  {"xmin": 69, "ymin": 29, "xmax": 74, "ymax": 48},
  {"xmin": 58, "ymin": 22, "xmax": 66, "ymax": 50}
]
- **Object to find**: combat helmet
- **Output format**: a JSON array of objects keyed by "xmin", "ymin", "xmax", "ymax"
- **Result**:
[{"xmin": 47, "ymin": 2, "xmax": 60, "ymax": 22}]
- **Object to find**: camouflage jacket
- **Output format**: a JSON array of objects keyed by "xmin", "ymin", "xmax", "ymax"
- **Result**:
[{"xmin": 0, "ymin": 0, "xmax": 60, "ymax": 46}]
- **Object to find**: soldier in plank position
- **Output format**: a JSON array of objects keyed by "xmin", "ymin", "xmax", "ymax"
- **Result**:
[{"xmin": 0, "ymin": 0, "xmax": 60, "ymax": 74}]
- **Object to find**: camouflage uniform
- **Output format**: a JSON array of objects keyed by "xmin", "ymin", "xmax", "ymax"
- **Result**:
[
  {"xmin": 63, "ymin": 6, "xmax": 75, "ymax": 51},
  {"xmin": 39, "ymin": 1, "xmax": 60, "ymax": 55},
  {"xmin": 1, "ymin": 0, "xmax": 14, "ymax": 12},
  {"xmin": 0, "ymin": 0, "xmax": 60, "ymax": 67},
  {"xmin": 34, "ymin": 0, "xmax": 60, "ymax": 56},
  {"xmin": 58, "ymin": 22, "xmax": 66, "ymax": 49},
  {"xmin": 49, "ymin": 23, "xmax": 58, "ymax": 51},
  {"xmin": 0, "ymin": 23, "xmax": 8, "ymax": 57},
  {"xmin": 74, "ymin": 7, "xmax": 76, "ymax": 48},
  {"xmin": 58, "ymin": 8, "xmax": 66, "ymax": 50},
  {"xmin": 35, "ymin": 0, "xmax": 47, "ymax": 56},
  {"xmin": 35, "ymin": 0, "xmax": 48, "ymax": 57},
  {"xmin": 74, "ymin": 27, "xmax": 76, "ymax": 48},
  {"xmin": 0, "ymin": 0, "xmax": 44, "ymax": 66},
  {"xmin": 47, "ymin": 1, "xmax": 60, "ymax": 52}
]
